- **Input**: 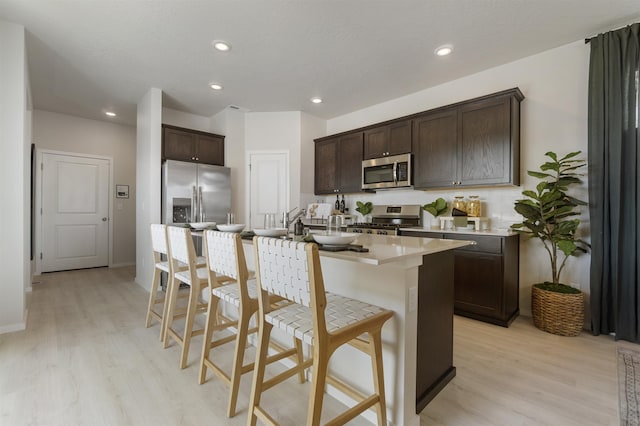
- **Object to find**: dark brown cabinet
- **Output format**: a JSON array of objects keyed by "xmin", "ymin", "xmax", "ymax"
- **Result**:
[
  {"xmin": 400, "ymin": 230, "xmax": 520, "ymax": 327},
  {"xmin": 162, "ymin": 125, "xmax": 225, "ymax": 166},
  {"xmin": 314, "ymin": 132, "xmax": 363, "ymax": 194},
  {"xmin": 363, "ymin": 120, "xmax": 412, "ymax": 159},
  {"xmin": 412, "ymin": 108, "xmax": 458, "ymax": 188},
  {"xmin": 413, "ymin": 88, "xmax": 523, "ymax": 189}
]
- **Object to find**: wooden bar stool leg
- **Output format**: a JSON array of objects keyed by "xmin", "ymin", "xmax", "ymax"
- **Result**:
[
  {"xmin": 158, "ymin": 273, "xmax": 170, "ymax": 341},
  {"xmin": 163, "ymin": 275, "xmax": 180, "ymax": 348},
  {"xmin": 247, "ymin": 321, "xmax": 273, "ymax": 426},
  {"xmin": 307, "ymin": 348, "xmax": 329, "ymax": 426},
  {"xmin": 370, "ymin": 329, "xmax": 387, "ymax": 426},
  {"xmin": 145, "ymin": 266, "xmax": 161, "ymax": 328},
  {"xmin": 198, "ymin": 293, "xmax": 220, "ymax": 384},
  {"xmin": 227, "ymin": 307, "xmax": 251, "ymax": 417},
  {"xmin": 180, "ymin": 284, "xmax": 200, "ymax": 369},
  {"xmin": 295, "ymin": 338, "xmax": 306, "ymax": 383}
]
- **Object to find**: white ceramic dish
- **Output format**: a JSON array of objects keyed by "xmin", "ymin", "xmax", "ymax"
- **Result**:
[
  {"xmin": 312, "ymin": 232, "xmax": 359, "ymax": 246},
  {"xmin": 216, "ymin": 223, "xmax": 246, "ymax": 233},
  {"xmin": 253, "ymin": 228, "xmax": 288, "ymax": 237},
  {"xmin": 190, "ymin": 222, "xmax": 216, "ymax": 230}
]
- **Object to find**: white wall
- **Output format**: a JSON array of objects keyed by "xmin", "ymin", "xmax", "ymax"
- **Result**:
[
  {"xmin": 135, "ymin": 88, "xmax": 163, "ymax": 291},
  {"xmin": 0, "ymin": 20, "xmax": 29, "ymax": 333},
  {"xmin": 32, "ymin": 110, "xmax": 137, "ymax": 266},
  {"xmin": 325, "ymin": 40, "xmax": 591, "ymax": 319},
  {"xmin": 162, "ymin": 107, "xmax": 211, "ymax": 133}
]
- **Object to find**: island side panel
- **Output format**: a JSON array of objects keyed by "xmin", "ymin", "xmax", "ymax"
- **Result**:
[
  {"xmin": 319, "ymin": 255, "xmax": 422, "ymax": 426},
  {"xmin": 416, "ymin": 250, "xmax": 455, "ymax": 412}
]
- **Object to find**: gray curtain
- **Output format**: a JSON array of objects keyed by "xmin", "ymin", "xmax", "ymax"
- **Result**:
[{"xmin": 588, "ymin": 23, "xmax": 640, "ymax": 342}]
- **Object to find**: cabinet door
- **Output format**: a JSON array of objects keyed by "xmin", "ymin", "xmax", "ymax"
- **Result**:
[
  {"xmin": 315, "ymin": 138, "xmax": 338, "ymax": 194},
  {"xmin": 163, "ymin": 127, "xmax": 197, "ymax": 162},
  {"xmin": 197, "ymin": 134, "xmax": 225, "ymax": 165},
  {"xmin": 413, "ymin": 109, "xmax": 458, "ymax": 189},
  {"xmin": 454, "ymin": 251, "xmax": 503, "ymax": 318},
  {"xmin": 458, "ymin": 96, "xmax": 512, "ymax": 185},
  {"xmin": 338, "ymin": 132, "xmax": 364, "ymax": 193},
  {"xmin": 388, "ymin": 120, "xmax": 412, "ymax": 156},
  {"xmin": 363, "ymin": 126, "xmax": 389, "ymax": 159}
]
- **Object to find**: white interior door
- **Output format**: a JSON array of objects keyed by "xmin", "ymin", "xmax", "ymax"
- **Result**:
[
  {"xmin": 248, "ymin": 152, "xmax": 289, "ymax": 229},
  {"xmin": 41, "ymin": 153, "xmax": 110, "ymax": 272}
]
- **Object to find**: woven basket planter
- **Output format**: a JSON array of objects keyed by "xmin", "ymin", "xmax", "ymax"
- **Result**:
[{"xmin": 531, "ymin": 285, "xmax": 584, "ymax": 336}]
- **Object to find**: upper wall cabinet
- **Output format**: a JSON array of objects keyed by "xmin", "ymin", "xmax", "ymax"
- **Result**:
[
  {"xmin": 413, "ymin": 88, "xmax": 523, "ymax": 189},
  {"xmin": 363, "ymin": 120, "xmax": 412, "ymax": 159},
  {"xmin": 162, "ymin": 125, "xmax": 225, "ymax": 166},
  {"xmin": 315, "ymin": 132, "xmax": 364, "ymax": 195}
]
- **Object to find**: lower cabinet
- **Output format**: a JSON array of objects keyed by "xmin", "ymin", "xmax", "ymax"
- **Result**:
[{"xmin": 401, "ymin": 230, "xmax": 519, "ymax": 327}]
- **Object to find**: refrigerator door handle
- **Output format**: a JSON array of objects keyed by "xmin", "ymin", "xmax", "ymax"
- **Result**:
[
  {"xmin": 191, "ymin": 185, "xmax": 197, "ymax": 222},
  {"xmin": 199, "ymin": 186, "xmax": 204, "ymax": 221}
]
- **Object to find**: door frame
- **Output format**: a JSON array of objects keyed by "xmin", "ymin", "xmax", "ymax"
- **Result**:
[
  {"xmin": 34, "ymin": 149, "xmax": 114, "ymax": 275},
  {"xmin": 245, "ymin": 150, "xmax": 290, "ymax": 229}
]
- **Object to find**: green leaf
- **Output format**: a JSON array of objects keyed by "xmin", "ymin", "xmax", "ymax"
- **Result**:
[
  {"xmin": 545, "ymin": 151, "xmax": 558, "ymax": 161},
  {"xmin": 528, "ymin": 171, "xmax": 552, "ymax": 179},
  {"xmin": 557, "ymin": 240, "xmax": 577, "ymax": 256},
  {"xmin": 559, "ymin": 151, "xmax": 581, "ymax": 161}
]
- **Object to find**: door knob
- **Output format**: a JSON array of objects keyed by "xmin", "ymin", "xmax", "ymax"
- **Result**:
[{"xmin": 102, "ymin": 217, "xmax": 108, "ymax": 222}]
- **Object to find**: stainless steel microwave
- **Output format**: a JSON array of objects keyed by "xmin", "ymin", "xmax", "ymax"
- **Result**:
[{"xmin": 362, "ymin": 153, "xmax": 412, "ymax": 190}]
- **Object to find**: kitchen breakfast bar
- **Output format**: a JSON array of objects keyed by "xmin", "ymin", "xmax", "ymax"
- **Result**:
[{"xmin": 240, "ymin": 233, "xmax": 473, "ymax": 426}]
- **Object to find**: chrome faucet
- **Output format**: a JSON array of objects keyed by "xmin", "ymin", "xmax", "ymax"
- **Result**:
[{"xmin": 283, "ymin": 207, "xmax": 306, "ymax": 231}]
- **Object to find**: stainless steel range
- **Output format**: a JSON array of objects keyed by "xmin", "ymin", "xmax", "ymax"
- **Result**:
[{"xmin": 347, "ymin": 204, "xmax": 422, "ymax": 235}]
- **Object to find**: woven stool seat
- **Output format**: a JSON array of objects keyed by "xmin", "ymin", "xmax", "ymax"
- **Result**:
[
  {"xmin": 212, "ymin": 279, "xmax": 259, "ymax": 308},
  {"xmin": 266, "ymin": 292, "xmax": 387, "ymax": 346}
]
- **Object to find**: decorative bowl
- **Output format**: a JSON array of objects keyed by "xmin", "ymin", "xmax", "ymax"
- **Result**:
[
  {"xmin": 311, "ymin": 232, "xmax": 359, "ymax": 246},
  {"xmin": 189, "ymin": 222, "xmax": 216, "ymax": 230},
  {"xmin": 253, "ymin": 228, "xmax": 288, "ymax": 237},
  {"xmin": 216, "ymin": 223, "xmax": 246, "ymax": 233}
]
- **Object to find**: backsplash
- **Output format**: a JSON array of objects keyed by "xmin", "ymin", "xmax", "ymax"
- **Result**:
[{"xmin": 301, "ymin": 186, "xmax": 524, "ymax": 231}]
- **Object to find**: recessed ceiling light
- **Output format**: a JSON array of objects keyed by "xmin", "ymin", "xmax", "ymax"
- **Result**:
[
  {"xmin": 209, "ymin": 83, "xmax": 223, "ymax": 90},
  {"xmin": 435, "ymin": 45, "xmax": 453, "ymax": 56},
  {"xmin": 310, "ymin": 97, "xmax": 323, "ymax": 104},
  {"xmin": 105, "ymin": 111, "xmax": 116, "ymax": 117},
  {"xmin": 212, "ymin": 40, "xmax": 231, "ymax": 52}
]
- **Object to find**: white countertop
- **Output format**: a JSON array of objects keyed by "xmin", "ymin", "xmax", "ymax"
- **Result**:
[
  {"xmin": 400, "ymin": 227, "xmax": 517, "ymax": 237},
  {"xmin": 241, "ymin": 233, "xmax": 473, "ymax": 266}
]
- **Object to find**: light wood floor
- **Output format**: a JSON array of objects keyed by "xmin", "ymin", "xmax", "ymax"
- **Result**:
[{"xmin": 0, "ymin": 266, "xmax": 631, "ymax": 425}]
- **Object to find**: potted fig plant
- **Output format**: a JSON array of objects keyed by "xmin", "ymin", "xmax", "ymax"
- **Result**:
[
  {"xmin": 511, "ymin": 151, "xmax": 590, "ymax": 336},
  {"xmin": 422, "ymin": 197, "xmax": 447, "ymax": 228},
  {"xmin": 355, "ymin": 201, "xmax": 373, "ymax": 223}
]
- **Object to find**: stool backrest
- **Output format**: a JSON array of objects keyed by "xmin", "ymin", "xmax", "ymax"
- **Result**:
[
  {"xmin": 203, "ymin": 230, "xmax": 245, "ymax": 281},
  {"xmin": 167, "ymin": 226, "xmax": 195, "ymax": 266},
  {"xmin": 150, "ymin": 224, "xmax": 168, "ymax": 255},
  {"xmin": 253, "ymin": 237, "xmax": 325, "ymax": 308}
]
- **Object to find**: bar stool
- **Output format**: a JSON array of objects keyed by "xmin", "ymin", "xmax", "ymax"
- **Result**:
[
  {"xmin": 164, "ymin": 226, "xmax": 217, "ymax": 369},
  {"xmin": 199, "ymin": 230, "xmax": 303, "ymax": 417},
  {"xmin": 145, "ymin": 224, "xmax": 171, "ymax": 338},
  {"xmin": 248, "ymin": 237, "xmax": 394, "ymax": 426},
  {"xmin": 145, "ymin": 224, "xmax": 206, "ymax": 341}
]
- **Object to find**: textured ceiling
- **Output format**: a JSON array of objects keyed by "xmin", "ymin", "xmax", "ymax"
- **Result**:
[{"xmin": 1, "ymin": 0, "xmax": 639, "ymax": 126}]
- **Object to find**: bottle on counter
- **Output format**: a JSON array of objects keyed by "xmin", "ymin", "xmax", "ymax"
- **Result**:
[
  {"xmin": 335, "ymin": 194, "xmax": 340, "ymax": 211},
  {"xmin": 340, "ymin": 195, "xmax": 346, "ymax": 213},
  {"xmin": 467, "ymin": 195, "xmax": 481, "ymax": 217},
  {"xmin": 294, "ymin": 218, "xmax": 304, "ymax": 236}
]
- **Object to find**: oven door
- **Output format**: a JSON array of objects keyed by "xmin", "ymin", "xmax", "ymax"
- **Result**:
[{"xmin": 362, "ymin": 153, "xmax": 412, "ymax": 190}]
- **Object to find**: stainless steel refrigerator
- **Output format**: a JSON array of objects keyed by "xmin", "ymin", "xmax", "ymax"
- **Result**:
[{"xmin": 161, "ymin": 160, "xmax": 231, "ymax": 226}]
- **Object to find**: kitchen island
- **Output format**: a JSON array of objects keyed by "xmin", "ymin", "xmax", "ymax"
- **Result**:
[{"xmin": 240, "ymin": 233, "xmax": 472, "ymax": 426}]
